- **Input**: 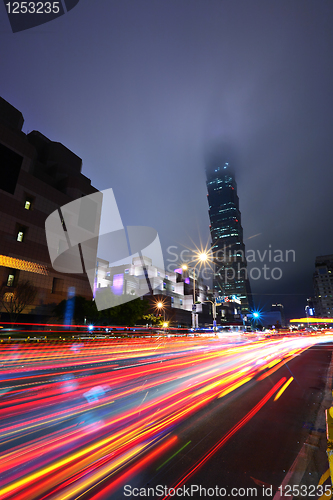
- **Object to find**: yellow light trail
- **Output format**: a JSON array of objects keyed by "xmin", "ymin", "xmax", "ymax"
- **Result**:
[{"xmin": 274, "ymin": 376, "xmax": 294, "ymax": 401}]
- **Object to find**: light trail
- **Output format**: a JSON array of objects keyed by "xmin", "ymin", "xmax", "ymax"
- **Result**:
[{"xmin": 0, "ymin": 333, "xmax": 331, "ymax": 499}]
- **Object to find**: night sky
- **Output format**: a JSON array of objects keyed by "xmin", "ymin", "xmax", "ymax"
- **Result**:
[{"xmin": 1, "ymin": 1, "xmax": 333, "ymax": 319}]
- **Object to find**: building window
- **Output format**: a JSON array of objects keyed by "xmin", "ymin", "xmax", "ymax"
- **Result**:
[
  {"xmin": 24, "ymin": 195, "xmax": 34, "ymax": 210},
  {"xmin": 163, "ymin": 282, "xmax": 166, "ymax": 289},
  {"xmin": 51, "ymin": 278, "xmax": 64, "ymax": 294},
  {"xmin": 0, "ymin": 143, "xmax": 23, "ymax": 195},
  {"xmin": 17, "ymin": 231, "xmax": 24, "ymax": 242},
  {"xmin": 4, "ymin": 292, "xmax": 14, "ymax": 302},
  {"xmin": 16, "ymin": 225, "xmax": 27, "ymax": 242},
  {"xmin": 124, "ymin": 269, "xmax": 129, "ymax": 274},
  {"xmin": 7, "ymin": 273, "xmax": 15, "ymax": 287}
]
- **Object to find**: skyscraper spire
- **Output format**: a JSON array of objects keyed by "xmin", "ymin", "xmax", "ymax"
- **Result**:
[{"xmin": 206, "ymin": 159, "xmax": 252, "ymax": 313}]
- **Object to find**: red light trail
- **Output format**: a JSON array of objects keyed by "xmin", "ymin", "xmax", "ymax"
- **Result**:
[{"xmin": 0, "ymin": 334, "xmax": 331, "ymax": 499}]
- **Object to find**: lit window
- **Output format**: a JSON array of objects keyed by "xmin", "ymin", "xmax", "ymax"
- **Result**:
[
  {"xmin": 7, "ymin": 274, "xmax": 15, "ymax": 286},
  {"xmin": 17, "ymin": 231, "xmax": 24, "ymax": 242},
  {"xmin": 16, "ymin": 225, "xmax": 27, "ymax": 242},
  {"xmin": 24, "ymin": 195, "xmax": 34, "ymax": 210},
  {"xmin": 4, "ymin": 292, "xmax": 14, "ymax": 302}
]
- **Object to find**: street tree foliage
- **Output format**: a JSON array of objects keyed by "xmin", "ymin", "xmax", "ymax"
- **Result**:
[
  {"xmin": 142, "ymin": 313, "xmax": 164, "ymax": 326},
  {"xmin": 53, "ymin": 296, "xmax": 149, "ymax": 327},
  {"xmin": 0, "ymin": 280, "xmax": 38, "ymax": 323}
]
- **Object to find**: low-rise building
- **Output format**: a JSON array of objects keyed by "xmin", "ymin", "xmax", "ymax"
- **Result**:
[{"xmin": 95, "ymin": 256, "xmax": 212, "ymax": 327}]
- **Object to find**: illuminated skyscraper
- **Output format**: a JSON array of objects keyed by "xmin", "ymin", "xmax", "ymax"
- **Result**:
[{"xmin": 206, "ymin": 160, "xmax": 252, "ymax": 313}]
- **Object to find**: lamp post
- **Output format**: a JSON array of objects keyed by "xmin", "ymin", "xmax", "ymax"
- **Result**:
[
  {"xmin": 157, "ymin": 301, "xmax": 165, "ymax": 323},
  {"xmin": 156, "ymin": 301, "xmax": 169, "ymax": 331},
  {"xmin": 182, "ymin": 252, "xmax": 209, "ymax": 330}
]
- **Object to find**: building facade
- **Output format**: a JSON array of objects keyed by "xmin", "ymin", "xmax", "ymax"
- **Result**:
[
  {"xmin": 271, "ymin": 303, "xmax": 285, "ymax": 327},
  {"xmin": 0, "ymin": 96, "xmax": 97, "ymax": 320},
  {"xmin": 313, "ymin": 254, "xmax": 333, "ymax": 318},
  {"xmin": 95, "ymin": 256, "xmax": 213, "ymax": 327},
  {"xmin": 206, "ymin": 160, "xmax": 252, "ymax": 314}
]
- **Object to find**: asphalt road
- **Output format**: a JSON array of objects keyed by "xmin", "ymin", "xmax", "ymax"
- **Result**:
[{"xmin": 96, "ymin": 343, "xmax": 333, "ymax": 500}]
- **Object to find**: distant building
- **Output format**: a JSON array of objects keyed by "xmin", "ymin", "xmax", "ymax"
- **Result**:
[
  {"xmin": 313, "ymin": 255, "xmax": 333, "ymax": 318},
  {"xmin": 0, "ymin": 96, "xmax": 97, "ymax": 320},
  {"xmin": 206, "ymin": 160, "xmax": 252, "ymax": 314},
  {"xmin": 271, "ymin": 303, "xmax": 285, "ymax": 327},
  {"xmin": 216, "ymin": 295, "xmax": 243, "ymax": 326}
]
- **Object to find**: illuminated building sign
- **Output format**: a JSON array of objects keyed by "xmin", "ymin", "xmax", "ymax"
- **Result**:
[
  {"xmin": 0, "ymin": 255, "xmax": 48, "ymax": 275},
  {"xmin": 216, "ymin": 295, "xmax": 241, "ymax": 305}
]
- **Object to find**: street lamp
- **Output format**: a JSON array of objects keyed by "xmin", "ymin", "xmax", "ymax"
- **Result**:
[
  {"xmin": 250, "ymin": 310, "xmax": 261, "ymax": 331},
  {"xmin": 157, "ymin": 301, "xmax": 165, "ymax": 322},
  {"xmin": 182, "ymin": 251, "xmax": 210, "ymax": 329}
]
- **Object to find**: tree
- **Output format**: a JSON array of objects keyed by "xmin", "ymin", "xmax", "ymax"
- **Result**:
[
  {"xmin": 100, "ymin": 298, "xmax": 149, "ymax": 327},
  {"xmin": 141, "ymin": 313, "xmax": 163, "ymax": 327},
  {"xmin": 53, "ymin": 296, "xmax": 149, "ymax": 327},
  {"xmin": 0, "ymin": 280, "xmax": 37, "ymax": 323},
  {"xmin": 53, "ymin": 295, "xmax": 99, "ymax": 324}
]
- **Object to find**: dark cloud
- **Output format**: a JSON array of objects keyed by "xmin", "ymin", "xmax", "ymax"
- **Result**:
[{"xmin": 1, "ymin": 0, "xmax": 333, "ymax": 317}]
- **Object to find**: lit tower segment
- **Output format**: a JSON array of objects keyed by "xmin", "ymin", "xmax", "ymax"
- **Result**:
[{"xmin": 206, "ymin": 161, "xmax": 252, "ymax": 314}]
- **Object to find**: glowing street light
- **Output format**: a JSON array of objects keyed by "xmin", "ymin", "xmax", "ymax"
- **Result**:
[
  {"xmin": 156, "ymin": 300, "xmax": 166, "ymax": 323},
  {"xmin": 250, "ymin": 310, "xmax": 262, "ymax": 331},
  {"xmin": 181, "ymin": 250, "xmax": 211, "ymax": 330},
  {"xmin": 198, "ymin": 252, "xmax": 208, "ymax": 262}
]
